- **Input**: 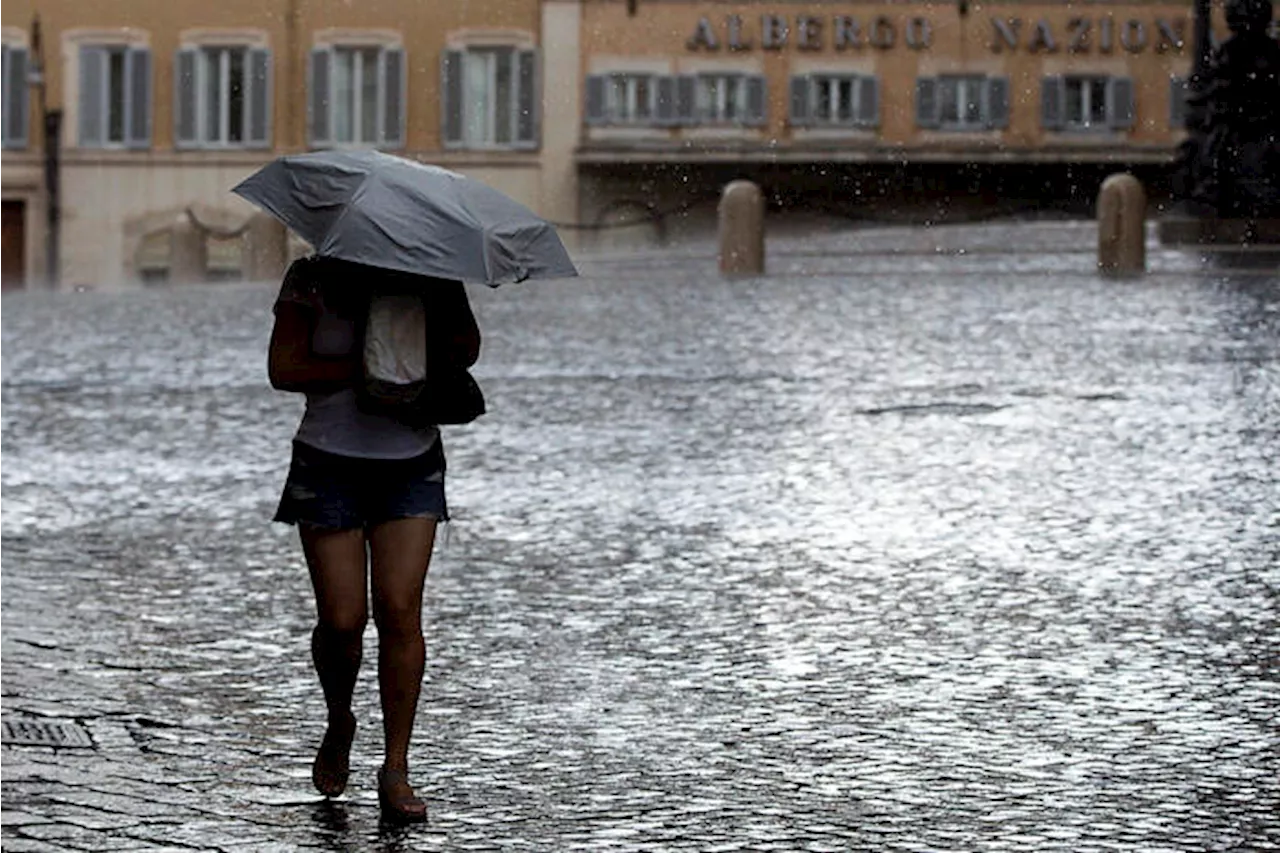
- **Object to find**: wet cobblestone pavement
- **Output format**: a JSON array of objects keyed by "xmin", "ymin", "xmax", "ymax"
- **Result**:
[{"xmin": 3, "ymin": 222, "xmax": 1279, "ymax": 851}]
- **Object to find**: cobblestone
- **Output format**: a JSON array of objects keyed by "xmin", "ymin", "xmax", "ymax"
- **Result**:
[{"xmin": 4, "ymin": 226, "xmax": 1280, "ymax": 849}]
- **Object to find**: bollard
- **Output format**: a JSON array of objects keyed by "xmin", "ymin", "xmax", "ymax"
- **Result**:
[
  {"xmin": 718, "ymin": 180, "xmax": 765, "ymax": 276},
  {"xmin": 1097, "ymin": 174, "xmax": 1146, "ymax": 279},
  {"xmin": 169, "ymin": 218, "xmax": 208, "ymax": 284},
  {"xmin": 243, "ymin": 213, "xmax": 289, "ymax": 282}
]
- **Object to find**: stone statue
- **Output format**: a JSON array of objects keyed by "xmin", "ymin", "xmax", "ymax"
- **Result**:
[{"xmin": 1176, "ymin": 0, "xmax": 1280, "ymax": 219}]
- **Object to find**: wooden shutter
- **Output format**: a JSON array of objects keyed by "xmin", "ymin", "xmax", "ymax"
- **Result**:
[
  {"xmin": 675, "ymin": 75, "xmax": 696, "ymax": 125},
  {"xmin": 174, "ymin": 48, "xmax": 198, "ymax": 147},
  {"xmin": 248, "ymin": 48, "xmax": 271, "ymax": 148},
  {"xmin": 382, "ymin": 47, "xmax": 404, "ymax": 147},
  {"xmin": 789, "ymin": 76, "xmax": 810, "ymax": 127},
  {"xmin": 308, "ymin": 47, "xmax": 331, "ymax": 147},
  {"xmin": 655, "ymin": 75, "xmax": 676, "ymax": 126},
  {"xmin": 127, "ymin": 48, "xmax": 152, "ymax": 148},
  {"xmin": 79, "ymin": 46, "xmax": 106, "ymax": 146},
  {"xmin": 584, "ymin": 74, "xmax": 606, "ymax": 125},
  {"xmin": 1108, "ymin": 77, "xmax": 1135, "ymax": 130},
  {"xmin": 1041, "ymin": 76, "xmax": 1065, "ymax": 130},
  {"xmin": 857, "ymin": 76, "xmax": 879, "ymax": 127},
  {"xmin": 3, "ymin": 46, "xmax": 30, "ymax": 148},
  {"xmin": 986, "ymin": 76, "xmax": 1010, "ymax": 129},
  {"xmin": 745, "ymin": 75, "xmax": 767, "ymax": 127},
  {"xmin": 441, "ymin": 49, "xmax": 463, "ymax": 147},
  {"xmin": 915, "ymin": 77, "xmax": 939, "ymax": 129},
  {"xmin": 516, "ymin": 49, "xmax": 538, "ymax": 147}
]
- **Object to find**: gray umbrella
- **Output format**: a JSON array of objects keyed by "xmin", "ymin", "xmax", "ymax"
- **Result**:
[{"xmin": 232, "ymin": 150, "xmax": 577, "ymax": 285}]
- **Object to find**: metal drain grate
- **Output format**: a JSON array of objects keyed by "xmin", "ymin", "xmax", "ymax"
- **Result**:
[{"xmin": 2, "ymin": 719, "xmax": 95, "ymax": 749}]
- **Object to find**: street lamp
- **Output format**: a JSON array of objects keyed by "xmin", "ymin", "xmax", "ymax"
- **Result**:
[{"xmin": 28, "ymin": 14, "xmax": 61, "ymax": 288}]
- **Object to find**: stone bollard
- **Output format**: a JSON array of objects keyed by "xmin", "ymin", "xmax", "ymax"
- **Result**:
[
  {"xmin": 718, "ymin": 180, "xmax": 765, "ymax": 276},
  {"xmin": 243, "ymin": 213, "xmax": 289, "ymax": 282},
  {"xmin": 1097, "ymin": 174, "xmax": 1146, "ymax": 279},
  {"xmin": 169, "ymin": 218, "xmax": 208, "ymax": 284}
]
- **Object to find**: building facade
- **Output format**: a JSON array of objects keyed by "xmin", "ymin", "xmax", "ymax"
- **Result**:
[{"xmin": 1, "ymin": 0, "xmax": 1276, "ymax": 288}]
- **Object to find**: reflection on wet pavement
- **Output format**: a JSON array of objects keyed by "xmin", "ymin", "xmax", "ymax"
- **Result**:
[{"xmin": 3, "ymin": 223, "xmax": 1278, "ymax": 850}]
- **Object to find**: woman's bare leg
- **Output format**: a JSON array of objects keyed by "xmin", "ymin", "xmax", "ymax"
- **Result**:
[
  {"xmin": 300, "ymin": 524, "xmax": 368, "ymax": 795},
  {"xmin": 368, "ymin": 517, "xmax": 436, "ymax": 794}
]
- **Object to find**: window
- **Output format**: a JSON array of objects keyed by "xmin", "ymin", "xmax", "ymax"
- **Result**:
[
  {"xmin": 608, "ymin": 74, "xmax": 654, "ymax": 124},
  {"xmin": 916, "ymin": 75, "xmax": 1009, "ymax": 130},
  {"xmin": 790, "ymin": 74, "xmax": 878, "ymax": 128},
  {"xmin": 441, "ymin": 47, "xmax": 537, "ymax": 149},
  {"xmin": 309, "ymin": 44, "xmax": 404, "ymax": 148},
  {"xmin": 1169, "ymin": 76, "xmax": 1189, "ymax": 129},
  {"xmin": 1042, "ymin": 75, "xmax": 1134, "ymax": 132},
  {"xmin": 697, "ymin": 74, "xmax": 748, "ymax": 124},
  {"xmin": 78, "ymin": 45, "xmax": 151, "ymax": 148},
  {"xmin": 176, "ymin": 46, "xmax": 270, "ymax": 148},
  {"xmin": 2, "ymin": 45, "xmax": 29, "ymax": 149}
]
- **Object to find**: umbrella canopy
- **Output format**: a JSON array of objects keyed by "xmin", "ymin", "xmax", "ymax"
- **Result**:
[{"xmin": 232, "ymin": 150, "xmax": 578, "ymax": 285}]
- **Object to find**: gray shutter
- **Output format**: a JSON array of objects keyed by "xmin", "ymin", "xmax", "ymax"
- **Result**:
[
  {"xmin": 4, "ymin": 46, "xmax": 30, "ymax": 148},
  {"xmin": 675, "ymin": 74, "xmax": 696, "ymax": 125},
  {"xmin": 1109, "ymin": 77, "xmax": 1135, "ymax": 129},
  {"xmin": 175, "ymin": 48, "xmax": 198, "ymax": 147},
  {"xmin": 986, "ymin": 76, "xmax": 1010, "ymax": 129},
  {"xmin": 127, "ymin": 48, "xmax": 152, "ymax": 148},
  {"xmin": 654, "ymin": 75, "xmax": 676, "ymax": 126},
  {"xmin": 516, "ymin": 49, "xmax": 538, "ymax": 146},
  {"xmin": 248, "ymin": 48, "xmax": 271, "ymax": 148},
  {"xmin": 1041, "ymin": 75, "xmax": 1065, "ymax": 130},
  {"xmin": 441, "ymin": 49, "xmax": 462, "ymax": 147},
  {"xmin": 308, "ymin": 47, "xmax": 331, "ymax": 147},
  {"xmin": 745, "ymin": 75, "xmax": 766, "ymax": 126},
  {"xmin": 79, "ymin": 46, "xmax": 106, "ymax": 146},
  {"xmin": 789, "ymin": 76, "xmax": 810, "ymax": 127},
  {"xmin": 915, "ymin": 77, "xmax": 939, "ymax": 129},
  {"xmin": 382, "ymin": 47, "xmax": 404, "ymax": 147},
  {"xmin": 857, "ymin": 76, "xmax": 879, "ymax": 127},
  {"xmin": 1169, "ymin": 76, "xmax": 1188, "ymax": 129},
  {"xmin": 584, "ymin": 74, "xmax": 606, "ymax": 125}
]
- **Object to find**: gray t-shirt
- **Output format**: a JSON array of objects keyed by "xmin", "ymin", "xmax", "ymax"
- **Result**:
[{"xmin": 275, "ymin": 275, "xmax": 439, "ymax": 460}]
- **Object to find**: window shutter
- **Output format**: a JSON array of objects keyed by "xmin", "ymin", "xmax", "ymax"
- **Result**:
[
  {"xmin": 1169, "ymin": 76, "xmax": 1188, "ymax": 129},
  {"xmin": 516, "ymin": 49, "xmax": 538, "ymax": 147},
  {"xmin": 655, "ymin": 75, "xmax": 676, "ymax": 126},
  {"xmin": 246, "ymin": 48, "xmax": 271, "ymax": 148},
  {"xmin": 174, "ymin": 48, "xmax": 198, "ymax": 147},
  {"xmin": 1041, "ymin": 75, "xmax": 1065, "ymax": 130},
  {"xmin": 441, "ymin": 49, "xmax": 463, "ymax": 147},
  {"xmin": 308, "ymin": 47, "xmax": 331, "ymax": 147},
  {"xmin": 986, "ymin": 76, "xmax": 1010, "ymax": 129},
  {"xmin": 1108, "ymin": 77, "xmax": 1135, "ymax": 129},
  {"xmin": 584, "ymin": 74, "xmax": 606, "ymax": 125},
  {"xmin": 857, "ymin": 76, "xmax": 879, "ymax": 127},
  {"xmin": 789, "ymin": 75, "xmax": 810, "ymax": 127},
  {"xmin": 382, "ymin": 47, "xmax": 404, "ymax": 147},
  {"xmin": 127, "ymin": 48, "xmax": 152, "ymax": 148},
  {"xmin": 675, "ymin": 74, "xmax": 696, "ymax": 125},
  {"xmin": 745, "ymin": 75, "xmax": 767, "ymax": 127},
  {"xmin": 4, "ymin": 46, "xmax": 30, "ymax": 148},
  {"xmin": 79, "ymin": 46, "xmax": 106, "ymax": 146},
  {"xmin": 915, "ymin": 77, "xmax": 940, "ymax": 129}
]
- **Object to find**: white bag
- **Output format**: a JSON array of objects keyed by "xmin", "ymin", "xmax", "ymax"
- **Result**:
[{"xmin": 362, "ymin": 293, "xmax": 428, "ymax": 405}]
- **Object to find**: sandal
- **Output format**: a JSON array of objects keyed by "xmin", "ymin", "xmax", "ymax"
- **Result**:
[
  {"xmin": 377, "ymin": 766, "xmax": 428, "ymax": 823},
  {"xmin": 312, "ymin": 712, "xmax": 356, "ymax": 797}
]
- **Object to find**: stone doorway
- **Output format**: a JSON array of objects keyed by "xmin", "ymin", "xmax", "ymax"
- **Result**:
[{"xmin": 2, "ymin": 200, "xmax": 26, "ymax": 290}]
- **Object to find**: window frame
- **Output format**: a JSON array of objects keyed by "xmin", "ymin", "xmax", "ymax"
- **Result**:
[
  {"xmin": 2, "ymin": 43, "xmax": 30, "ymax": 149},
  {"xmin": 77, "ymin": 43, "xmax": 151, "ymax": 150},
  {"xmin": 695, "ymin": 72, "xmax": 750, "ymax": 125},
  {"xmin": 308, "ymin": 40, "xmax": 405, "ymax": 150},
  {"xmin": 801, "ymin": 73, "xmax": 878, "ymax": 129},
  {"xmin": 936, "ymin": 75, "xmax": 989, "ymax": 131},
  {"xmin": 441, "ymin": 42, "xmax": 539, "ymax": 151},
  {"xmin": 603, "ymin": 72, "xmax": 656, "ymax": 126},
  {"xmin": 1063, "ymin": 75, "xmax": 1110, "ymax": 131}
]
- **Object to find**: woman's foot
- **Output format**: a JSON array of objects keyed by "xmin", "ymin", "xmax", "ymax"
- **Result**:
[
  {"xmin": 377, "ymin": 766, "xmax": 428, "ymax": 823},
  {"xmin": 312, "ymin": 711, "xmax": 357, "ymax": 797}
]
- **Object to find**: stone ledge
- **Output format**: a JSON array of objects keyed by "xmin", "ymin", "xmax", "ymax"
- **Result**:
[{"xmin": 1158, "ymin": 217, "xmax": 1280, "ymax": 248}]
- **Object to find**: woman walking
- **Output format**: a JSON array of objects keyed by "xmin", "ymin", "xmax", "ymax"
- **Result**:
[{"xmin": 267, "ymin": 256, "xmax": 480, "ymax": 822}]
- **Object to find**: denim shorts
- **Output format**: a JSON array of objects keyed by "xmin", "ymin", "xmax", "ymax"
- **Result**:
[{"xmin": 273, "ymin": 439, "xmax": 448, "ymax": 530}]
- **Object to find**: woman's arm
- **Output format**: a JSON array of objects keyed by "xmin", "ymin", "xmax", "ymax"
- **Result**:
[{"xmin": 267, "ymin": 302, "xmax": 358, "ymax": 393}]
